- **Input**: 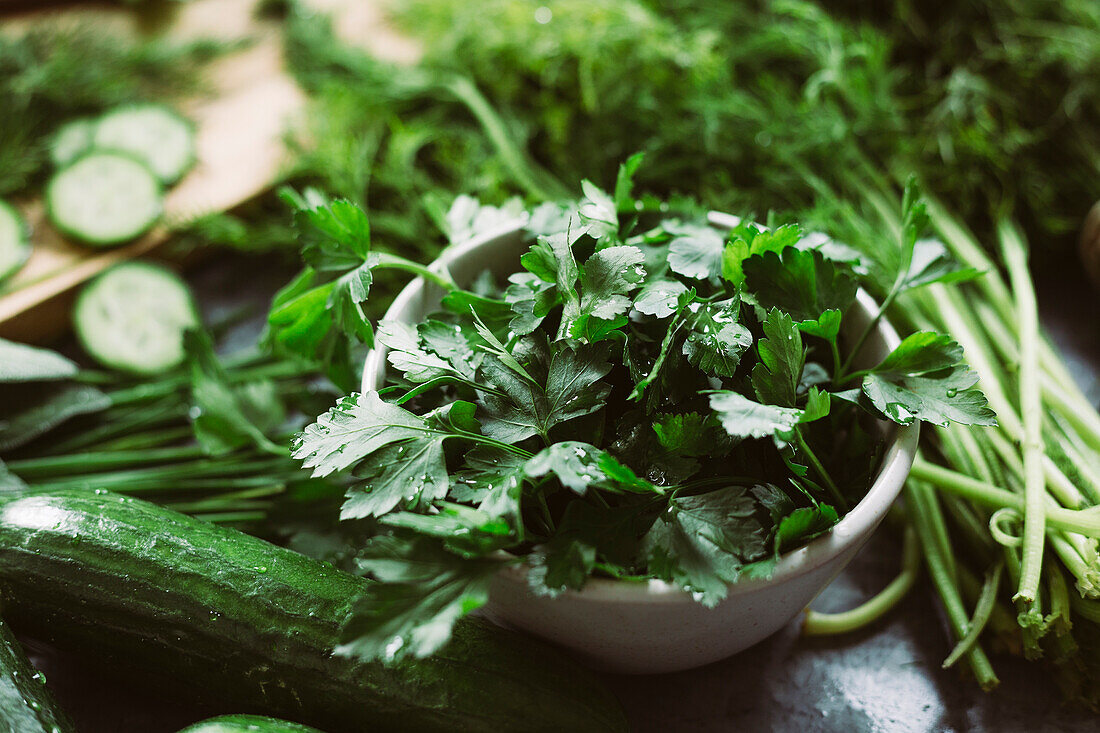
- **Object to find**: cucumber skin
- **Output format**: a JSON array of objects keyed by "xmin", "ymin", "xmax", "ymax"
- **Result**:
[
  {"xmin": 0, "ymin": 616, "xmax": 74, "ymax": 733},
  {"xmin": 0, "ymin": 491, "xmax": 627, "ymax": 733},
  {"xmin": 178, "ymin": 714, "xmax": 325, "ymax": 733}
]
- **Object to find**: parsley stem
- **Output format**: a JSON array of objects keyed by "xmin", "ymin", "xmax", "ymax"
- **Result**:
[
  {"xmin": 837, "ymin": 286, "xmax": 897, "ymax": 380},
  {"xmin": 794, "ymin": 430, "xmax": 848, "ymax": 511},
  {"xmin": 452, "ymin": 429, "xmax": 532, "ymax": 458},
  {"xmin": 1000, "ymin": 221, "xmax": 1045, "ymax": 606},
  {"xmin": 941, "ymin": 561, "xmax": 1004, "ymax": 669},
  {"xmin": 906, "ymin": 480, "xmax": 1000, "ymax": 690},
  {"xmin": 829, "ymin": 338, "xmax": 843, "ymax": 385},
  {"xmin": 534, "ymin": 492, "xmax": 556, "ymax": 533},
  {"xmin": 910, "ymin": 459, "xmax": 1100, "ymax": 537},
  {"xmin": 372, "ymin": 252, "xmax": 458, "ymax": 291},
  {"xmin": 802, "ymin": 524, "xmax": 919, "ymax": 635}
]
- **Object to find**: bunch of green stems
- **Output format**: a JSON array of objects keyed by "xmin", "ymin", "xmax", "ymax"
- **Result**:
[
  {"xmin": 805, "ymin": 180, "xmax": 1100, "ymax": 696},
  {"xmin": 4, "ymin": 354, "xmax": 322, "ymax": 527}
]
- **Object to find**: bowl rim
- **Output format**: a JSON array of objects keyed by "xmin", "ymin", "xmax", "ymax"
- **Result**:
[{"xmin": 362, "ymin": 214, "xmax": 920, "ymax": 605}]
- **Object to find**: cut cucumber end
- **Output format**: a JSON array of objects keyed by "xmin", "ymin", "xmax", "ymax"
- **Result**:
[
  {"xmin": 74, "ymin": 262, "xmax": 200, "ymax": 374},
  {"xmin": 47, "ymin": 152, "xmax": 162, "ymax": 247},
  {"xmin": 0, "ymin": 199, "xmax": 31, "ymax": 283},
  {"xmin": 93, "ymin": 104, "xmax": 196, "ymax": 184}
]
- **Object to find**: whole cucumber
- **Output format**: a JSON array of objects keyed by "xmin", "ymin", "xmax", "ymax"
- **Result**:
[
  {"xmin": 0, "ymin": 616, "xmax": 73, "ymax": 733},
  {"xmin": 178, "ymin": 714, "xmax": 325, "ymax": 732},
  {"xmin": 0, "ymin": 491, "xmax": 626, "ymax": 733}
]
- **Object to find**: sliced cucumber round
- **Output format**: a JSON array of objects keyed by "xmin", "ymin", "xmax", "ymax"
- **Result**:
[
  {"xmin": 0, "ymin": 199, "xmax": 31, "ymax": 283},
  {"xmin": 74, "ymin": 262, "xmax": 200, "ymax": 374},
  {"xmin": 46, "ymin": 152, "xmax": 162, "ymax": 246},
  {"xmin": 50, "ymin": 117, "xmax": 96, "ymax": 168},
  {"xmin": 93, "ymin": 104, "xmax": 196, "ymax": 184}
]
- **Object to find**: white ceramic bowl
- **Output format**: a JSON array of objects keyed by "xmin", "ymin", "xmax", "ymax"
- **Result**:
[{"xmin": 362, "ymin": 214, "xmax": 919, "ymax": 674}]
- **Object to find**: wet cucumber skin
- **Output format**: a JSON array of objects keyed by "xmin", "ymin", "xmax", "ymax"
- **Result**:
[
  {"xmin": 0, "ymin": 616, "xmax": 73, "ymax": 733},
  {"xmin": 176, "ymin": 714, "xmax": 326, "ymax": 733},
  {"xmin": 0, "ymin": 490, "xmax": 627, "ymax": 733}
]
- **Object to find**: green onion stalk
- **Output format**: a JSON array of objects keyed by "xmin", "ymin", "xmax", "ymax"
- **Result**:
[
  {"xmin": 3, "ymin": 355, "xmax": 340, "ymax": 529},
  {"xmin": 803, "ymin": 178, "xmax": 1100, "ymax": 704}
]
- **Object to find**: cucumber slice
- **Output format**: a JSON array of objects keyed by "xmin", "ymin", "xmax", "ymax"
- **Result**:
[
  {"xmin": 50, "ymin": 117, "xmax": 96, "ymax": 168},
  {"xmin": 46, "ymin": 152, "xmax": 162, "ymax": 246},
  {"xmin": 93, "ymin": 104, "xmax": 196, "ymax": 184},
  {"xmin": 0, "ymin": 199, "xmax": 31, "ymax": 283},
  {"xmin": 74, "ymin": 262, "xmax": 200, "ymax": 374}
]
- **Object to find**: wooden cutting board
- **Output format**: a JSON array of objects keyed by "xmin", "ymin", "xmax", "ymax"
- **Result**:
[{"xmin": 0, "ymin": 0, "xmax": 417, "ymax": 343}]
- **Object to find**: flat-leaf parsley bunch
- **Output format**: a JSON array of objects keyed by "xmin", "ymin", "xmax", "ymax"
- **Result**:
[{"xmin": 286, "ymin": 159, "xmax": 996, "ymax": 663}]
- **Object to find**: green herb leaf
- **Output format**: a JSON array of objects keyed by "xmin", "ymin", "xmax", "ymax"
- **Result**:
[
  {"xmin": 0, "ymin": 339, "xmax": 77, "ymax": 383},
  {"xmin": 504, "ymin": 273, "xmax": 559, "ymax": 335},
  {"xmin": 796, "ymin": 308, "xmax": 842, "ymax": 342},
  {"xmin": 644, "ymin": 487, "xmax": 767, "ymax": 606},
  {"xmin": 743, "ymin": 247, "xmax": 858, "ymax": 324},
  {"xmin": 709, "ymin": 391, "xmax": 804, "ymax": 439},
  {"xmin": 185, "ymin": 331, "xmax": 285, "ymax": 456},
  {"xmin": 861, "ymin": 332, "xmax": 998, "ymax": 426},
  {"xmin": 775, "ymin": 503, "xmax": 839, "ymax": 553},
  {"xmin": 579, "ymin": 245, "xmax": 646, "ymax": 319},
  {"xmin": 295, "ymin": 391, "xmax": 440, "ymax": 477},
  {"xmin": 478, "ymin": 340, "xmax": 612, "ymax": 444},
  {"xmin": 337, "ymin": 535, "xmax": 500, "ymax": 662},
  {"xmin": 0, "ymin": 383, "xmax": 110, "ymax": 452},
  {"xmin": 721, "ymin": 223, "xmax": 802, "ymax": 286},
  {"xmin": 377, "ymin": 321, "xmax": 461, "ymax": 383},
  {"xmin": 751, "ymin": 308, "xmax": 803, "ymax": 407},
  {"xmin": 634, "ymin": 279, "xmax": 688, "ymax": 318},
  {"xmin": 578, "ymin": 180, "xmax": 618, "ymax": 241},
  {"xmin": 652, "ymin": 412, "xmax": 713, "ymax": 457},
  {"xmin": 682, "ymin": 297, "xmax": 753, "ymax": 378},
  {"xmin": 667, "ymin": 221, "xmax": 726, "ymax": 279}
]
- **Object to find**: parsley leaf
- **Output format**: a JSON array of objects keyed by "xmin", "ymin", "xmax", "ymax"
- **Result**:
[
  {"xmin": 504, "ymin": 272, "xmax": 558, "ymax": 335},
  {"xmin": 634, "ymin": 279, "xmax": 688, "ymax": 318},
  {"xmin": 751, "ymin": 308, "xmax": 803, "ymax": 407},
  {"xmin": 721, "ymin": 223, "xmax": 802, "ymax": 286},
  {"xmin": 578, "ymin": 245, "xmax": 646, "ymax": 319},
  {"xmin": 652, "ymin": 412, "xmax": 713, "ymax": 457},
  {"xmin": 337, "ymin": 535, "xmax": 500, "ymax": 662},
  {"xmin": 377, "ymin": 321, "xmax": 456, "ymax": 383},
  {"xmin": 525, "ymin": 441, "xmax": 659, "ymax": 495},
  {"xmin": 903, "ymin": 239, "xmax": 984, "ymax": 291},
  {"xmin": 578, "ymin": 180, "xmax": 618, "ymax": 241},
  {"xmin": 682, "ymin": 297, "xmax": 753, "ymax": 378},
  {"xmin": 644, "ymin": 487, "xmax": 767, "ymax": 606},
  {"xmin": 709, "ymin": 391, "xmax": 805, "ymax": 439},
  {"xmin": 295, "ymin": 391, "xmax": 433, "ymax": 477},
  {"xmin": 743, "ymin": 247, "xmax": 858, "ymax": 324},
  {"xmin": 667, "ymin": 221, "xmax": 726, "ymax": 279},
  {"xmin": 775, "ymin": 503, "xmax": 839, "ymax": 553},
  {"xmin": 861, "ymin": 332, "xmax": 998, "ymax": 426},
  {"xmin": 478, "ymin": 340, "xmax": 612, "ymax": 444},
  {"xmin": 185, "ymin": 331, "xmax": 285, "ymax": 456}
]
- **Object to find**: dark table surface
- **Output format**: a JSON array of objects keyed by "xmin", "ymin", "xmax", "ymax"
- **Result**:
[{"xmin": 22, "ymin": 250, "xmax": 1100, "ymax": 732}]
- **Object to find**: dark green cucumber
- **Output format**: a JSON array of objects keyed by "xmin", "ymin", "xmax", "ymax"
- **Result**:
[
  {"xmin": 0, "ymin": 616, "xmax": 73, "ymax": 733},
  {"xmin": 178, "ymin": 714, "xmax": 325, "ymax": 733},
  {"xmin": 0, "ymin": 491, "xmax": 627, "ymax": 733}
]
